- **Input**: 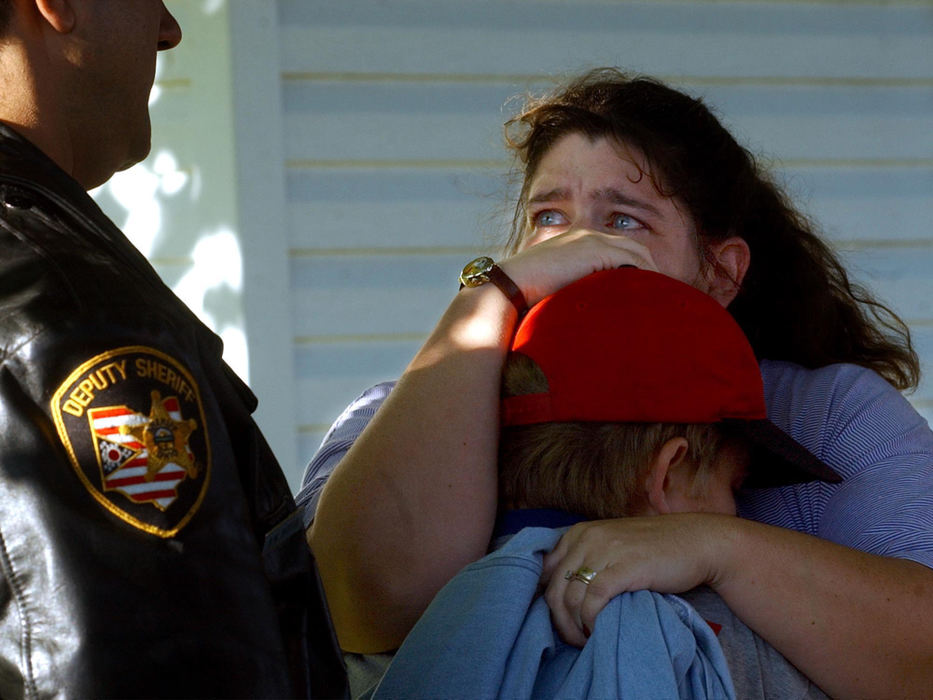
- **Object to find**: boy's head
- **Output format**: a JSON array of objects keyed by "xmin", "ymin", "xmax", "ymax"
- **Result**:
[{"xmin": 498, "ymin": 268, "xmax": 840, "ymax": 520}]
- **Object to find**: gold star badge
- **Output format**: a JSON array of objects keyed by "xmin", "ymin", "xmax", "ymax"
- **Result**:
[{"xmin": 121, "ymin": 390, "xmax": 199, "ymax": 481}]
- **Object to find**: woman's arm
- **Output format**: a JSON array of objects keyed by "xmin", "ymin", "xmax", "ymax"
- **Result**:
[
  {"xmin": 309, "ymin": 230, "xmax": 658, "ymax": 653},
  {"xmin": 541, "ymin": 514, "xmax": 933, "ymax": 698},
  {"xmin": 311, "ymin": 282, "xmax": 511, "ymax": 654},
  {"xmin": 542, "ymin": 363, "xmax": 933, "ymax": 698}
]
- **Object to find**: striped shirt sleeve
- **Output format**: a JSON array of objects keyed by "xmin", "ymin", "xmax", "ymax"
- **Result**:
[
  {"xmin": 739, "ymin": 361, "xmax": 933, "ymax": 569},
  {"xmin": 295, "ymin": 381, "xmax": 396, "ymax": 528}
]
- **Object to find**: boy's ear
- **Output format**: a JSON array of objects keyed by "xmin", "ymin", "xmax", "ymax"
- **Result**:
[
  {"xmin": 643, "ymin": 437, "xmax": 690, "ymax": 515},
  {"xmin": 34, "ymin": 0, "xmax": 75, "ymax": 34},
  {"xmin": 702, "ymin": 236, "xmax": 750, "ymax": 308}
]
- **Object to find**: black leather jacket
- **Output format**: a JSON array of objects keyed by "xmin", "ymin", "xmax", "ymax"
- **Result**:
[{"xmin": 0, "ymin": 125, "xmax": 345, "ymax": 698}]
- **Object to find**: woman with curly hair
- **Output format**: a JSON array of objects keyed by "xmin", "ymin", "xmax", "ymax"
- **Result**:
[{"xmin": 305, "ymin": 69, "xmax": 933, "ymax": 697}]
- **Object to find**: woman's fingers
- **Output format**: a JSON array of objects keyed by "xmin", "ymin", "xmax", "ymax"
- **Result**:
[
  {"xmin": 499, "ymin": 229, "xmax": 659, "ymax": 307},
  {"xmin": 541, "ymin": 522, "xmax": 611, "ymax": 646},
  {"xmin": 578, "ymin": 565, "xmax": 623, "ymax": 638},
  {"xmin": 539, "ymin": 515, "xmax": 731, "ymax": 646},
  {"xmin": 545, "ymin": 568, "xmax": 590, "ymax": 646}
]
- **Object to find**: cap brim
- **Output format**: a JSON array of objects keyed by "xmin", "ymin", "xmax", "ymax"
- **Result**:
[{"xmin": 723, "ymin": 419, "xmax": 842, "ymax": 488}]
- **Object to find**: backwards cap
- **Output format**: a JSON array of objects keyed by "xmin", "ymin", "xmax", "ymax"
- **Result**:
[{"xmin": 502, "ymin": 268, "xmax": 841, "ymax": 488}]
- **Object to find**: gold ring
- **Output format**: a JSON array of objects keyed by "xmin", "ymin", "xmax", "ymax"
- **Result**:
[
  {"xmin": 563, "ymin": 569, "xmax": 575, "ymax": 581},
  {"xmin": 570, "ymin": 566, "xmax": 597, "ymax": 585}
]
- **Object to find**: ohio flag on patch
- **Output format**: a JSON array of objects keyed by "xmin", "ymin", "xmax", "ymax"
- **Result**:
[
  {"xmin": 88, "ymin": 397, "xmax": 194, "ymax": 510},
  {"xmin": 51, "ymin": 346, "xmax": 211, "ymax": 538}
]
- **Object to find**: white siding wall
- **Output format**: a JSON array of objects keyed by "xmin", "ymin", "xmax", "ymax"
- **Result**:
[
  {"xmin": 274, "ymin": 0, "xmax": 933, "ymax": 491},
  {"xmin": 104, "ymin": 1, "xmax": 933, "ymax": 492}
]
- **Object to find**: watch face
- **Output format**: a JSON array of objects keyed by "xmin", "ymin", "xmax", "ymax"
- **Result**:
[{"xmin": 460, "ymin": 256, "xmax": 495, "ymax": 287}]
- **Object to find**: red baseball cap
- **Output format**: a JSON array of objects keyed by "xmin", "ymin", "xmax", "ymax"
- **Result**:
[{"xmin": 502, "ymin": 268, "xmax": 841, "ymax": 488}]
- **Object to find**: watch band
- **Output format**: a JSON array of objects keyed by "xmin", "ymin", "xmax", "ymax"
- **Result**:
[
  {"xmin": 483, "ymin": 263, "xmax": 527, "ymax": 315},
  {"xmin": 459, "ymin": 257, "xmax": 527, "ymax": 314}
]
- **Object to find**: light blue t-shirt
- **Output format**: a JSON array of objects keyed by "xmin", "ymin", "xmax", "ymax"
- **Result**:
[
  {"xmin": 298, "ymin": 360, "xmax": 933, "ymax": 570},
  {"xmin": 373, "ymin": 526, "xmax": 736, "ymax": 699}
]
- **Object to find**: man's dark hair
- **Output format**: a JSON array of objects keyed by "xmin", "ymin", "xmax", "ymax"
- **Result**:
[
  {"xmin": 0, "ymin": 2, "xmax": 11, "ymax": 34},
  {"xmin": 504, "ymin": 68, "xmax": 919, "ymax": 391}
]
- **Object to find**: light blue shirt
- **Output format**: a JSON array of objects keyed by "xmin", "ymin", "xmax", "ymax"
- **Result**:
[{"xmin": 373, "ymin": 526, "xmax": 735, "ymax": 699}]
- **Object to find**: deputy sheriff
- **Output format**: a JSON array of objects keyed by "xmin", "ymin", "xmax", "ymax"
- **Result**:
[{"xmin": 0, "ymin": 2, "xmax": 345, "ymax": 697}]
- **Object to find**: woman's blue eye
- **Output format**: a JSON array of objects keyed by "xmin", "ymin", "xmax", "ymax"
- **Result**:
[
  {"xmin": 609, "ymin": 213, "xmax": 642, "ymax": 230},
  {"xmin": 533, "ymin": 210, "xmax": 563, "ymax": 227}
]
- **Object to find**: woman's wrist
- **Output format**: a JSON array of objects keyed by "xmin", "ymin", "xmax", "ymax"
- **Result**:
[
  {"xmin": 691, "ymin": 513, "xmax": 749, "ymax": 592},
  {"xmin": 459, "ymin": 256, "xmax": 528, "ymax": 315},
  {"xmin": 704, "ymin": 515, "xmax": 821, "ymax": 601}
]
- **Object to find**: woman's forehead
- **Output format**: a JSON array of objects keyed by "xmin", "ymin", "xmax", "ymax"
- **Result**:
[
  {"xmin": 526, "ymin": 133, "xmax": 673, "ymax": 210},
  {"xmin": 528, "ymin": 133, "xmax": 658, "ymax": 194}
]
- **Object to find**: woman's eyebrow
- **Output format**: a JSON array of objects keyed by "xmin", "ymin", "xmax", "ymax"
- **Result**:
[
  {"xmin": 526, "ymin": 186, "xmax": 662, "ymax": 219},
  {"xmin": 592, "ymin": 188, "xmax": 662, "ymax": 218},
  {"xmin": 526, "ymin": 187, "xmax": 568, "ymax": 206}
]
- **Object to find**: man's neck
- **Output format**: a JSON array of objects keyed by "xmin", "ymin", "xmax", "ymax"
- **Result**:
[{"xmin": 0, "ymin": 39, "xmax": 80, "ymax": 186}]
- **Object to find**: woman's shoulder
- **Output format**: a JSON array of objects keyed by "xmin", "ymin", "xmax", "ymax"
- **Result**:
[
  {"xmin": 759, "ymin": 359, "xmax": 911, "ymax": 424},
  {"xmin": 743, "ymin": 362, "xmax": 933, "ymax": 553},
  {"xmin": 759, "ymin": 358, "xmax": 890, "ymax": 389},
  {"xmin": 759, "ymin": 359, "xmax": 932, "ymax": 478}
]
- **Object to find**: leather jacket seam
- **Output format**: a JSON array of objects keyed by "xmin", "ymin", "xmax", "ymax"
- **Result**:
[
  {"xmin": 0, "ymin": 526, "xmax": 38, "ymax": 699},
  {"xmin": 0, "ymin": 319, "xmax": 55, "ymax": 374}
]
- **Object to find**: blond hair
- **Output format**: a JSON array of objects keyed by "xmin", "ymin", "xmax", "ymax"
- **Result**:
[{"xmin": 499, "ymin": 353, "xmax": 734, "ymax": 519}]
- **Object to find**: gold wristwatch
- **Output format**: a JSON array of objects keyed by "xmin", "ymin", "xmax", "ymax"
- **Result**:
[{"xmin": 459, "ymin": 256, "xmax": 527, "ymax": 314}]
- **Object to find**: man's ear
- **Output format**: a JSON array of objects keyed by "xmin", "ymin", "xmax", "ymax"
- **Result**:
[
  {"xmin": 643, "ymin": 437, "xmax": 690, "ymax": 515},
  {"xmin": 34, "ymin": 0, "xmax": 75, "ymax": 34},
  {"xmin": 702, "ymin": 236, "xmax": 750, "ymax": 308}
]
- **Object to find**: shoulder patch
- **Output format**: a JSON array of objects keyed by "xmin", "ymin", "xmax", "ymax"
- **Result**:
[{"xmin": 51, "ymin": 346, "xmax": 211, "ymax": 537}]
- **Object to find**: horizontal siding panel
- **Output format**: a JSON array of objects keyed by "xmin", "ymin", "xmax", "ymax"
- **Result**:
[
  {"xmin": 283, "ymin": 82, "xmax": 509, "ymax": 162},
  {"xmin": 279, "ymin": 1, "xmax": 933, "ymax": 80},
  {"xmin": 283, "ymin": 81, "xmax": 933, "ymax": 163},
  {"xmin": 286, "ymin": 165, "xmax": 933, "ymax": 250},
  {"xmin": 290, "ymin": 253, "xmax": 462, "ymax": 336},
  {"xmin": 295, "ymin": 340, "xmax": 418, "ymax": 428},
  {"xmin": 290, "ymin": 246, "xmax": 933, "ymax": 338},
  {"xmin": 838, "ymin": 246, "xmax": 933, "ymax": 321},
  {"xmin": 694, "ymin": 85, "xmax": 933, "ymax": 161},
  {"xmin": 286, "ymin": 168, "xmax": 510, "ymax": 250},
  {"xmin": 781, "ymin": 166, "xmax": 933, "ymax": 242}
]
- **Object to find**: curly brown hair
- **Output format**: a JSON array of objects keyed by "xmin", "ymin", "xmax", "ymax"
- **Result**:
[{"xmin": 503, "ymin": 68, "xmax": 919, "ymax": 390}]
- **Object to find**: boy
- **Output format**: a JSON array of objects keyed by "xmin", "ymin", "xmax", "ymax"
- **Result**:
[{"xmin": 375, "ymin": 268, "xmax": 835, "ymax": 698}]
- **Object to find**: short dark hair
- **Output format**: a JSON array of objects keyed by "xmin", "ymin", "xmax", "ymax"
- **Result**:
[{"xmin": 504, "ymin": 68, "xmax": 919, "ymax": 390}]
